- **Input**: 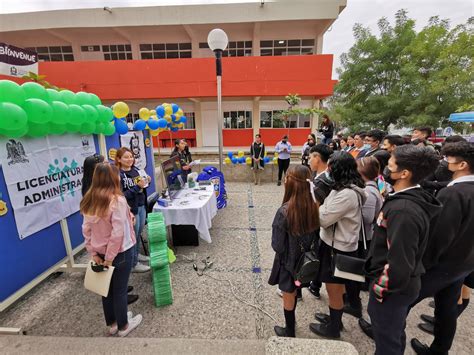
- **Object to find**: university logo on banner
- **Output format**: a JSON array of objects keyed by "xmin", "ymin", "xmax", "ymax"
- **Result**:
[
  {"xmin": 0, "ymin": 135, "xmax": 95, "ymax": 239},
  {"xmin": 0, "ymin": 43, "xmax": 38, "ymax": 78}
]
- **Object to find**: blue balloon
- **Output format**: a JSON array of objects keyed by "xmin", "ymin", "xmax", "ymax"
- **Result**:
[
  {"xmin": 231, "ymin": 157, "xmax": 238, "ymax": 164},
  {"xmin": 115, "ymin": 118, "xmax": 129, "ymax": 135},
  {"xmin": 171, "ymin": 127, "xmax": 179, "ymax": 132},
  {"xmin": 157, "ymin": 118, "xmax": 168, "ymax": 128},
  {"xmin": 147, "ymin": 119, "xmax": 159, "ymax": 130},
  {"xmin": 264, "ymin": 157, "xmax": 270, "ymax": 164},
  {"xmin": 171, "ymin": 114, "xmax": 177, "ymax": 122},
  {"xmin": 227, "ymin": 152, "xmax": 233, "ymax": 158},
  {"xmin": 156, "ymin": 105, "xmax": 165, "ymax": 118},
  {"xmin": 171, "ymin": 103, "xmax": 179, "ymax": 113},
  {"xmin": 180, "ymin": 116, "xmax": 187, "ymax": 124},
  {"xmin": 239, "ymin": 157, "xmax": 246, "ymax": 164},
  {"xmin": 133, "ymin": 119, "xmax": 147, "ymax": 131}
]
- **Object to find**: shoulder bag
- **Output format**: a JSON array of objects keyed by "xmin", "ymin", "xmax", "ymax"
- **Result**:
[{"xmin": 294, "ymin": 234, "xmax": 320, "ymax": 286}]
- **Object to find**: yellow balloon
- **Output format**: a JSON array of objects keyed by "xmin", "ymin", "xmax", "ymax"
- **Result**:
[
  {"xmin": 150, "ymin": 110, "xmax": 156, "ymax": 116},
  {"xmin": 150, "ymin": 129, "xmax": 160, "ymax": 137},
  {"xmin": 164, "ymin": 115, "xmax": 172, "ymax": 122},
  {"xmin": 164, "ymin": 104, "xmax": 173, "ymax": 116},
  {"xmin": 224, "ymin": 157, "xmax": 231, "ymax": 164},
  {"xmin": 176, "ymin": 108, "xmax": 184, "ymax": 117},
  {"xmin": 246, "ymin": 157, "xmax": 252, "ymax": 165},
  {"xmin": 139, "ymin": 107, "xmax": 150, "ymax": 120},
  {"xmin": 273, "ymin": 157, "xmax": 278, "ymax": 165},
  {"xmin": 274, "ymin": 152, "xmax": 279, "ymax": 158},
  {"xmin": 112, "ymin": 101, "xmax": 129, "ymax": 118},
  {"xmin": 178, "ymin": 123, "xmax": 184, "ymax": 128},
  {"xmin": 238, "ymin": 150, "xmax": 245, "ymax": 158}
]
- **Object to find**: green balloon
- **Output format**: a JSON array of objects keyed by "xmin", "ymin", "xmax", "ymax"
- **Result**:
[
  {"xmin": 46, "ymin": 89, "xmax": 61, "ymax": 102},
  {"xmin": 96, "ymin": 105, "xmax": 113, "ymax": 123},
  {"xmin": 82, "ymin": 104, "xmax": 99, "ymax": 123},
  {"xmin": 67, "ymin": 104, "xmax": 85, "ymax": 132},
  {"xmin": 21, "ymin": 82, "xmax": 49, "ymax": 102},
  {"xmin": 23, "ymin": 98, "xmax": 53, "ymax": 125},
  {"xmin": 94, "ymin": 122, "xmax": 105, "ymax": 134},
  {"xmin": 103, "ymin": 122, "xmax": 116, "ymax": 136},
  {"xmin": 0, "ymin": 102, "xmax": 29, "ymax": 138},
  {"xmin": 50, "ymin": 101, "xmax": 69, "ymax": 134},
  {"xmin": 76, "ymin": 92, "xmax": 93, "ymax": 106},
  {"xmin": 59, "ymin": 90, "xmax": 77, "ymax": 105},
  {"xmin": 0, "ymin": 80, "xmax": 26, "ymax": 106},
  {"xmin": 27, "ymin": 122, "xmax": 51, "ymax": 137},
  {"xmin": 90, "ymin": 93, "xmax": 102, "ymax": 106},
  {"xmin": 80, "ymin": 121, "xmax": 96, "ymax": 134}
]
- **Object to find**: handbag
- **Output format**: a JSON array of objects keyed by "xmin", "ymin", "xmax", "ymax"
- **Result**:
[
  {"xmin": 330, "ymin": 196, "xmax": 367, "ymax": 283},
  {"xmin": 294, "ymin": 236, "xmax": 320, "ymax": 285},
  {"xmin": 84, "ymin": 261, "xmax": 115, "ymax": 297}
]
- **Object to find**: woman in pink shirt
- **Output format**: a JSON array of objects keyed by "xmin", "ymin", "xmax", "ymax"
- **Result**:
[{"xmin": 80, "ymin": 163, "xmax": 143, "ymax": 337}]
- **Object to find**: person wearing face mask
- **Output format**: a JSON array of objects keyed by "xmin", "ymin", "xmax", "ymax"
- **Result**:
[
  {"xmin": 358, "ymin": 145, "xmax": 441, "ymax": 355},
  {"xmin": 411, "ymin": 126, "xmax": 436, "ymax": 151},
  {"xmin": 301, "ymin": 134, "xmax": 316, "ymax": 166},
  {"xmin": 275, "ymin": 135, "xmax": 292, "ymax": 186},
  {"xmin": 382, "ymin": 135, "xmax": 405, "ymax": 154},
  {"xmin": 409, "ymin": 141, "xmax": 474, "ymax": 355},
  {"xmin": 361, "ymin": 130, "xmax": 385, "ymax": 158},
  {"xmin": 350, "ymin": 132, "xmax": 369, "ymax": 159}
]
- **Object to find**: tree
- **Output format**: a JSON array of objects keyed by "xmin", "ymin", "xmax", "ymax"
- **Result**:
[{"xmin": 334, "ymin": 10, "xmax": 473, "ymax": 132}]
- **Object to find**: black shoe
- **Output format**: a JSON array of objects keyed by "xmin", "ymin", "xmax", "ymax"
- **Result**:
[
  {"xmin": 314, "ymin": 313, "xmax": 344, "ymax": 330},
  {"xmin": 358, "ymin": 318, "xmax": 374, "ymax": 340},
  {"xmin": 274, "ymin": 325, "xmax": 295, "ymax": 337},
  {"xmin": 343, "ymin": 304, "xmax": 362, "ymax": 318},
  {"xmin": 418, "ymin": 322, "xmax": 435, "ymax": 335},
  {"xmin": 127, "ymin": 286, "xmax": 134, "ymax": 293},
  {"xmin": 277, "ymin": 181, "xmax": 281, "ymax": 186},
  {"xmin": 411, "ymin": 338, "xmax": 431, "ymax": 355},
  {"xmin": 429, "ymin": 300, "xmax": 435, "ymax": 308},
  {"xmin": 127, "ymin": 294, "xmax": 139, "ymax": 305},
  {"xmin": 309, "ymin": 322, "xmax": 340, "ymax": 339},
  {"xmin": 308, "ymin": 286, "xmax": 321, "ymax": 299},
  {"xmin": 420, "ymin": 314, "xmax": 435, "ymax": 324}
]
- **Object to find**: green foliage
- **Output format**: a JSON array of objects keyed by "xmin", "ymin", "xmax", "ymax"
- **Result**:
[{"xmin": 334, "ymin": 10, "xmax": 473, "ymax": 132}]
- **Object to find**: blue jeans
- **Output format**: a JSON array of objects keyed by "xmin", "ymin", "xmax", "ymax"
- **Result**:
[
  {"xmin": 132, "ymin": 205, "xmax": 146, "ymax": 267},
  {"xmin": 322, "ymin": 136, "xmax": 332, "ymax": 145},
  {"xmin": 100, "ymin": 247, "xmax": 133, "ymax": 330}
]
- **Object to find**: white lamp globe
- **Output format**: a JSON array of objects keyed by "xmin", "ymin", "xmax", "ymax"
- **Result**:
[{"xmin": 207, "ymin": 29, "xmax": 229, "ymax": 51}]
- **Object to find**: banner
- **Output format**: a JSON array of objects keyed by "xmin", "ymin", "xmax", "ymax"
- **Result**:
[
  {"xmin": 0, "ymin": 43, "xmax": 38, "ymax": 78},
  {"xmin": 0, "ymin": 134, "xmax": 95, "ymax": 239},
  {"xmin": 120, "ymin": 131, "xmax": 147, "ymax": 170}
]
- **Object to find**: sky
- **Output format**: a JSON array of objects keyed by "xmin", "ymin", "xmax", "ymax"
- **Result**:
[{"xmin": 1, "ymin": 0, "xmax": 472, "ymax": 77}]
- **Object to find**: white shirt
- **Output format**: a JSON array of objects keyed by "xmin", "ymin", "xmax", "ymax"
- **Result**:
[
  {"xmin": 447, "ymin": 174, "xmax": 474, "ymax": 187},
  {"xmin": 390, "ymin": 184, "xmax": 421, "ymax": 195}
]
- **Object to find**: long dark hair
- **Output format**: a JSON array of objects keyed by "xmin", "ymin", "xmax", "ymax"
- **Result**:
[
  {"xmin": 328, "ymin": 151, "xmax": 365, "ymax": 190},
  {"xmin": 80, "ymin": 163, "xmax": 123, "ymax": 218},
  {"xmin": 172, "ymin": 139, "xmax": 186, "ymax": 154},
  {"xmin": 81, "ymin": 154, "xmax": 105, "ymax": 196},
  {"xmin": 282, "ymin": 165, "xmax": 320, "ymax": 236},
  {"xmin": 322, "ymin": 114, "xmax": 331, "ymax": 126}
]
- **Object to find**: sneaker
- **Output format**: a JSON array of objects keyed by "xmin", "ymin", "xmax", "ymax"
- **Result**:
[
  {"xmin": 308, "ymin": 286, "xmax": 321, "ymax": 299},
  {"xmin": 118, "ymin": 314, "xmax": 143, "ymax": 337},
  {"xmin": 132, "ymin": 263, "xmax": 150, "ymax": 273},
  {"xmin": 138, "ymin": 254, "xmax": 150, "ymax": 262},
  {"xmin": 109, "ymin": 311, "xmax": 133, "ymax": 336}
]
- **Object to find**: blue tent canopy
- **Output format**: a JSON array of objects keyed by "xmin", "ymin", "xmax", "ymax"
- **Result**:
[{"xmin": 449, "ymin": 111, "xmax": 474, "ymax": 123}]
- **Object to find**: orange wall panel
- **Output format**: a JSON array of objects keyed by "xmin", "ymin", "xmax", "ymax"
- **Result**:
[
  {"xmin": 259, "ymin": 128, "xmax": 312, "ymax": 147},
  {"xmin": 10, "ymin": 55, "xmax": 336, "ymax": 100}
]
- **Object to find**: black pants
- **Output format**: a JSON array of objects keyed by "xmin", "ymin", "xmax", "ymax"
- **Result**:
[
  {"xmin": 409, "ymin": 269, "xmax": 470, "ymax": 354},
  {"xmin": 368, "ymin": 291, "xmax": 418, "ymax": 355},
  {"xmin": 277, "ymin": 158, "xmax": 290, "ymax": 182}
]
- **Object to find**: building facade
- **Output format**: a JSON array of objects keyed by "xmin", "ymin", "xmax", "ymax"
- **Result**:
[{"xmin": 0, "ymin": 1, "xmax": 346, "ymax": 148}]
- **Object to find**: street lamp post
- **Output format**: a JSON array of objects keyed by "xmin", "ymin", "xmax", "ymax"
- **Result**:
[{"xmin": 207, "ymin": 29, "xmax": 228, "ymax": 172}]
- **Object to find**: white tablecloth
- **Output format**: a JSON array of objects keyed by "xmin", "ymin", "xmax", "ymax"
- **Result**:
[{"xmin": 152, "ymin": 185, "xmax": 218, "ymax": 243}]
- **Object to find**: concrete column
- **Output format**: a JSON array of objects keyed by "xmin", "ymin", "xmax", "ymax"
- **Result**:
[
  {"xmin": 312, "ymin": 99, "xmax": 321, "ymax": 133},
  {"xmin": 194, "ymin": 101, "xmax": 203, "ymax": 147},
  {"xmin": 316, "ymin": 33, "xmax": 324, "ymax": 54},
  {"xmin": 252, "ymin": 98, "xmax": 260, "ymax": 136},
  {"xmin": 71, "ymin": 44, "xmax": 82, "ymax": 61},
  {"xmin": 252, "ymin": 22, "xmax": 261, "ymax": 56},
  {"xmin": 131, "ymin": 42, "xmax": 140, "ymax": 60}
]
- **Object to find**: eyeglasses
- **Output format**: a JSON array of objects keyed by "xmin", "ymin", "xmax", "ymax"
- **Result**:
[{"xmin": 443, "ymin": 156, "xmax": 461, "ymax": 164}]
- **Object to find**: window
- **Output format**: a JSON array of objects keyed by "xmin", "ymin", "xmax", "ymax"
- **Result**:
[
  {"xmin": 125, "ymin": 113, "xmax": 139, "ymax": 124},
  {"xmin": 103, "ymin": 44, "xmax": 132, "ymax": 60},
  {"xmin": 81, "ymin": 45, "xmax": 100, "ymax": 52},
  {"xmin": 25, "ymin": 46, "xmax": 74, "ymax": 61},
  {"xmin": 140, "ymin": 43, "xmax": 192, "ymax": 59},
  {"xmin": 183, "ymin": 112, "xmax": 195, "ymax": 129},
  {"xmin": 259, "ymin": 39, "xmax": 315, "ymax": 56},
  {"xmin": 260, "ymin": 111, "xmax": 311, "ymax": 128},
  {"xmin": 223, "ymin": 111, "xmax": 252, "ymax": 129},
  {"xmin": 199, "ymin": 41, "xmax": 252, "ymax": 57}
]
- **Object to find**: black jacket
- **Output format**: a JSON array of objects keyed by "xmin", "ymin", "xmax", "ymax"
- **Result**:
[
  {"xmin": 365, "ymin": 187, "xmax": 442, "ymax": 300},
  {"xmin": 250, "ymin": 142, "xmax": 265, "ymax": 169},
  {"xmin": 423, "ymin": 180, "xmax": 474, "ymax": 273},
  {"xmin": 120, "ymin": 167, "xmax": 146, "ymax": 214},
  {"xmin": 269, "ymin": 205, "xmax": 318, "ymax": 278},
  {"xmin": 313, "ymin": 171, "xmax": 332, "ymax": 205},
  {"xmin": 319, "ymin": 122, "xmax": 334, "ymax": 139}
]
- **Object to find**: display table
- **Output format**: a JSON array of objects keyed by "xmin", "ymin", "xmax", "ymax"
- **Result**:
[{"xmin": 152, "ymin": 185, "xmax": 218, "ymax": 243}]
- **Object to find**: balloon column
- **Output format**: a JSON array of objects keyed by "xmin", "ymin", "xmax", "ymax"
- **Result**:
[
  {"xmin": 224, "ymin": 150, "xmax": 272, "ymax": 166},
  {"xmin": 129, "ymin": 103, "xmax": 187, "ymax": 137},
  {"xmin": 0, "ymin": 80, "xmax": 115, "ymax": 138}
]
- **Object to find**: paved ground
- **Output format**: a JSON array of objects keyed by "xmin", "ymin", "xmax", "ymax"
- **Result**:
[{"xmin": 1, "ymin": 182, "xmax": 472, "ymax": 354}]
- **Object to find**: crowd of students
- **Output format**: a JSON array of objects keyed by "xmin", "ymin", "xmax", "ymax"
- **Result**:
[{"xmin": 268, "ymin": 127, "xmax": 474, "ymax": 355}]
